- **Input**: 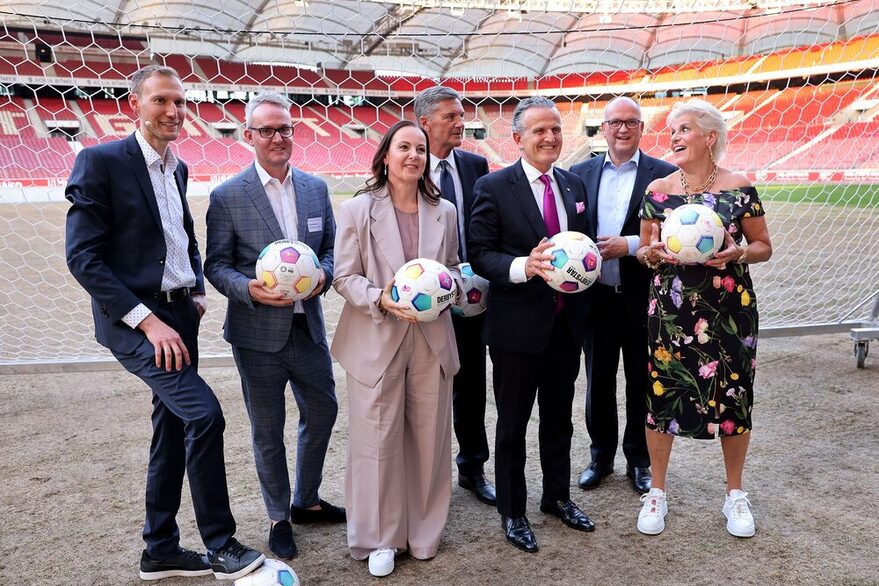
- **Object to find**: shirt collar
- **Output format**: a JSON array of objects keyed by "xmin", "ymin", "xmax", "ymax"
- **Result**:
[
  {"xmin": 135, "ymin": 129, "xmax": 178, "ymax": 173},
  {"xmin": 430, "ymin": 151, "xmax": 456, "ymax": 174},
  {"xmin": 520, "ymin": 157, "xmax": 555, "ymax": 185},
  {"xmin": 254, "ymin": 160, "xmax": 292, "ymax": 188},
  {"xmin": 603, "ymin": 149, "xmax": 640, "ymax": 170}
]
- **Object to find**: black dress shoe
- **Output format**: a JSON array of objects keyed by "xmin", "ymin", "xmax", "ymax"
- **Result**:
[
  {"xmin": 578, "ymin": 461, "xmax": 613, "ymax": 489},
  {"xmin": 627, "ymin": 465, "xmax": 652, "ymax": 493},
  {"xmin": 539, "ymin": 499, "xmax": 596, "ymax": 532},
  {"xmin": 290, "ymin": 498, "xmax": 347, "ymax": 524},
  {"xmin": 458, "ymin": 473, "xmax": 497, "ymax": 505},
  {"xmin": 139, "ymin": 547, "xmax": 212, "ymax": 580},
  {"xmin": 209, "ymin": 538, "xmax": 266, "ymax": 581},
  {"xmin": 502, "ymin": 515, "xmax": 539, "ymax": 553},
  {"xmin": 268, "ymin": 520, "xmax": 298, "ymax": 559}
]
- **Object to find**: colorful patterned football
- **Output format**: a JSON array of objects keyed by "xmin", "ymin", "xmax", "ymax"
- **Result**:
[
  {"xmin": 255, "ymin": 239, "xmax": 322, "ymax": 301},
  {"xmin": 233, "ymin": 558, "xmax": 299, "ymax": 586},
  {"xmin": 451, "ymin": 262, "xmax": 489, "ymax": 317},
  {"xmin": 391, "ymin": 258, "xmax": 457, "ymax": 322},
  {"xmin": 545, "ymin": 231, "xmax": 602, "ymax": 294},
  {"xmin": 661, "ymin": 204, "xmax": 725, "ymax": 265}
]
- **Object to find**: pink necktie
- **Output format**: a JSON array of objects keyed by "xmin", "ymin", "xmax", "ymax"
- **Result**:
[
  {"xmin": 539, "ymin": 174, "xmax": 563, "ymax": 311},
  {"xmin": 539, "ymin": 174, "xmax": 561, "ymax": 237}
]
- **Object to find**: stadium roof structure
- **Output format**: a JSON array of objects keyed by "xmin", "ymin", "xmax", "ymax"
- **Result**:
[{"xmin": 1, "ymin": 0, "xmax": 877, "ymax": 77}]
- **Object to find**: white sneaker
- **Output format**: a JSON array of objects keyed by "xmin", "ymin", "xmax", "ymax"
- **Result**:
[
  {"xmin": 637, "ymin": 487, "xmax": 668, "ymax": 535},
  {"xmin": 723, "ymin": 489, "xmax": 755, "ymax": 537},
  {"xmin": 368, "ymin": 548, "xmax": 396, "ymax": 577}
]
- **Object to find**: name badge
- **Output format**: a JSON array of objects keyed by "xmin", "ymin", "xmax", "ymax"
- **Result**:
[{"xmin": 307, "ymin": 217, "xmax": 323, "ymax": 233}]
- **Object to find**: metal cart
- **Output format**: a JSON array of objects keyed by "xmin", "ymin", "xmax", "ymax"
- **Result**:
[{"xmin": 851, "ymin": 292, "xmax": 879, "ymax": 369}]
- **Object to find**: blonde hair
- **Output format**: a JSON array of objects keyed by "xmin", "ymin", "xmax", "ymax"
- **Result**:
[{"xmin": 667, "ymin": 99, "xmax": 727, "ymax": 161}]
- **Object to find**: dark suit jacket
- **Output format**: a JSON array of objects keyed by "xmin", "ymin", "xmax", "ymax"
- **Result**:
[
  {"xmin": 468, "ymin": 160, "xmax": 593, "ymax": 354},
  {"xmin": 204, "ymin": 163, "xmax": 335, "ymax": 352},
  {"xmin": 452, "ymin": 148, "xmax": 490, "ymax": 258},
  {"xmin": 570, "ymin": 150, "xmax": 676, "ymax": 320},
  {"xmin": 65, "ymin": 132, "xmax": 203, "ymax": 354}
]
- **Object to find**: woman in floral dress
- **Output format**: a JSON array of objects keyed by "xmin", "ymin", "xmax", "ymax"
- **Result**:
[{"xmin": 634, "ymin": 99, "xmax": 773, "ymax": 538}]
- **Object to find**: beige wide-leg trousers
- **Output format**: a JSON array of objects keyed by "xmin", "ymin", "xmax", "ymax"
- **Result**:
[{"xmin": 346, "ymin": 325, "xmax": 453, "ymax": 561}]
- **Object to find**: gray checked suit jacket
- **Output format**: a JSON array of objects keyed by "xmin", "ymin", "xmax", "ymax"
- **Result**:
[{"xmin": 204, "ymin": 163, "xmax": 335, "ymax": 352}]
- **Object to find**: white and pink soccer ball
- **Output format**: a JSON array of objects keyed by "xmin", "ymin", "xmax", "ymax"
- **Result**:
[
  {"xmin": 255, "ymin": 239, "xmax": 322, "ymax": 301},
  {"xmin": 233, "ymin": 559, "xmax": 299, "ymax": 586},
  {"xmin": 545, "ymin": 231, "xmax": 602, "ymax": 294},
  {"xmin": 661, "ymin": 204, "xmax": 725, "ymax": 265},
  {"xmin": 451, "ymin": 262, "xmax": 489, "ymax": 317},
  {"xmin": 391, "ymin": 258, "xmax": 457, "ymax": 322}
]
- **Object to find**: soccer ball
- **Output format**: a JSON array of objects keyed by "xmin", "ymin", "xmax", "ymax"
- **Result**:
[
  {"xmin": 233, "ymin": 559, "xmax": 299, "ymax": 586},
  {"xmin": 661, "ymin": 204, "xmax": 725, "ymax": 265},
  {"xmin": 451, "ymin": 262, "xmax": 489, "ymax": 317},
  {"xmin": 255, "ymin": 239, "xmax": 322, "ymax": 301},
  {"xmin": 545, "ymin": 231, "xmax": 602, "ymax": 294},
  {"xmin": 391, "ymin": 258, "xmax": 457, "ymax": 322}
]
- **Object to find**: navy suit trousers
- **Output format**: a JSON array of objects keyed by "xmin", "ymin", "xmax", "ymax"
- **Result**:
[{"xmin": 112, "ymin": 297, "xmax": 235, "ymax": 557}]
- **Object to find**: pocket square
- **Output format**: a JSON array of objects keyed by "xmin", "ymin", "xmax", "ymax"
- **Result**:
[{"xmin": 576, "ymin": 202, "xmax": 585, "ymax": 214}]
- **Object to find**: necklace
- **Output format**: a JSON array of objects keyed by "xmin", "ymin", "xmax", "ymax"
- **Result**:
[{"xmin": 680, "ymin": 163, "xmax": 718, "ymax": 199}]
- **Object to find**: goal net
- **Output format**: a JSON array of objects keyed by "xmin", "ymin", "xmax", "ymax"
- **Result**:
[{"xmin": 1, "ymin": 0, "xmax": 878, "ymax": 369}]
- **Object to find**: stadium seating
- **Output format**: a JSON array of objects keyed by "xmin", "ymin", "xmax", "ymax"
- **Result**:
[{"xmin": 0, "ymin": 30, "xmax": 877, "ymax": 180}]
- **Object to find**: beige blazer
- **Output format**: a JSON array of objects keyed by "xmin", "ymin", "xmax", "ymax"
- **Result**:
[{"xmin": 331, "ymin": 188, "xmax": 461, "ymax": 387}]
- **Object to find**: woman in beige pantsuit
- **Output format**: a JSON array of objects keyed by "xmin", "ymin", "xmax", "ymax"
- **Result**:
[{"xmin": 331, "ymin": 120, "xmax": 460, "ymax": 578}]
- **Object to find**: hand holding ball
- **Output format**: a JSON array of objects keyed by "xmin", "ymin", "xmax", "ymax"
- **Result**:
[{"xmin": 544, "ymin": 231, "xmax": 601, "ymax": 294}]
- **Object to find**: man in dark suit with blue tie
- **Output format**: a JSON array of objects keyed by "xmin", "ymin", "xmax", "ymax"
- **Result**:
[
  {"xmin": 65, "ymin": 65, "xmax": 264, "ymax": 581},
  {"xmin": 204, "ymin": 92, "xmax": 343, "ymax": 560},
  {"xmin": 570, "ymin": 97, "xmax": 676, "ymax": 494},
  {"xmin": 469, "ymin": 97, "xmax": 596, "ymax": 553},
  {"xmin": 415, "ymin": 86, "xmax": 495, "ymax": 506}
]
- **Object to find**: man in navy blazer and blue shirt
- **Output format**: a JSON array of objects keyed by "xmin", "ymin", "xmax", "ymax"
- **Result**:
[
  {"xmin": 469, "ymin": 97, "xmax": 597, "ymax": 553},
  {"xmin": 570, "ymin": 97, "xmax": 676, "ymax": 494},
  {"xmin": 65, "ymin": 65, "xmax": 264, "ymax": 581},
  {"xmin": 204, "ymin": 92, "xmax": 344, "ymax": 561},
  {"xmin": 415, "ymin": 86, "xmax": 496, "ymax": 506}
]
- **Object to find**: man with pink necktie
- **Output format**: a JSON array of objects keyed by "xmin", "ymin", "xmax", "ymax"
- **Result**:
[{"xmin": 468, "ymin": 97, "xmax": 596, "ymax": 554}]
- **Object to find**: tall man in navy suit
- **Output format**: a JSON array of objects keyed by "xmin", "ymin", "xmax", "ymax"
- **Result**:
[
  {"xmin": 570, "ymin": 96, "xmax": 676, "ymax": 494},
  {"xmin": 415, "ymin": 86, "xmax": 495, "ymax": 506},
  {"xmin": 204, "ymin": 92, "xmax": 343, "ymax": 560},
  {"xmin": 469, "ymin": 97, "xmax": 596, "ymax": 553},
  {"xmin": 65, "ymin": 65, "xmax": 264, "ymax": 581}
]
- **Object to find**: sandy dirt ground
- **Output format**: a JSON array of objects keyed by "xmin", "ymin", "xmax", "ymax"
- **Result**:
[{"xmin": 1, "ymin": 332, "xmax": 878, "ymax": 585}]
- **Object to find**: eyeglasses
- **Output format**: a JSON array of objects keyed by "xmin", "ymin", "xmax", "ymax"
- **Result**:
[
  {"xmin": 604, "ymin": 119, "xmax": 642, "ymax": 130},
  {"xmin": 249, "ymin": 126, "xmax": 294, "ymax": 139}
]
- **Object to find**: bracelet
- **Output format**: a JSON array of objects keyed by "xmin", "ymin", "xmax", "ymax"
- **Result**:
[
  {"xmin": 638, "ymin": 247, "xmax": 660, "ymax": 271},
  {"xmin": 376, "ymin": 296, "xmax": 388, "ymax": 315},
  {"xmin": 735, "ymin": 244, "xmax": 749, "ymax": 264}
]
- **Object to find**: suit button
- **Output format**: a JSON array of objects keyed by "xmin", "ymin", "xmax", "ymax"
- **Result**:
[
  {"xmin": 159, "ymin": 259, "xmax": 165, "ymax": 265},
  {"xmin": 153, "ymin": 293, "xmax": 159, "ymax": 299}
]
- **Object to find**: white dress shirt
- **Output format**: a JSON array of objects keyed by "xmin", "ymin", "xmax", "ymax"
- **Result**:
[
  {"xmin": 596, "ymin": 150, "xmax": 640, "ymax": 287},
  {"xmin": 509, "ymin": 158, "xmax": 568, "ymax": 283},
  {"xmin": 122, "ymin": 130, "xmax": 197, "ymax": 328},
  {"xmin": 429, "ymin": 152, "xmax": 466, "ymax": 260},
  {"xmin": 254, "ymin": 161, "xmax": 305, "ymax": 314}
]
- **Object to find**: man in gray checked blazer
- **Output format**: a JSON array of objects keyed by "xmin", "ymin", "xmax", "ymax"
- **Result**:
[{"xmin": 205, "ymin": 92, "xmax": 345, "ymax": 560}]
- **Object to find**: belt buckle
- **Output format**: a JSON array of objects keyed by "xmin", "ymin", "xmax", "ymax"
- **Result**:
[
  {"xmin": 613, "ymin": 284, "xmax": 623, "ymax": 294},
  {"xmin": 163, "ymin": 287, "xmax": 190, "ymax": 302}
]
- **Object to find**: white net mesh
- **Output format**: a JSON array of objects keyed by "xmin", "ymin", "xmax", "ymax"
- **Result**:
[{"xmin": 1, "ymin": 0, "xmax": 878, "ymax": 367}]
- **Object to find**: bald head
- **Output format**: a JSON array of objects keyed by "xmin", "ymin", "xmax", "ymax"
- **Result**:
[{"xmin": 602, "ymin": 96, "xmax": 644, "ymax": 166}]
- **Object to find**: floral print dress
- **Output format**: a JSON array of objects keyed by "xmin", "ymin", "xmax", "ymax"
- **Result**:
[{"xmin": 640, "ymin": 187, "xmax": 764, "ymax": 440}]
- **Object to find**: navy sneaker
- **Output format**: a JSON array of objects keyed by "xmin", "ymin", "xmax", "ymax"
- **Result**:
[
  {"xmin": 209, "ymin": 538, "xmax": 265, "ymax": 580},
  {"xmin": 139, "ymin": 547, "xmax": 212, "ymax": 580}
]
